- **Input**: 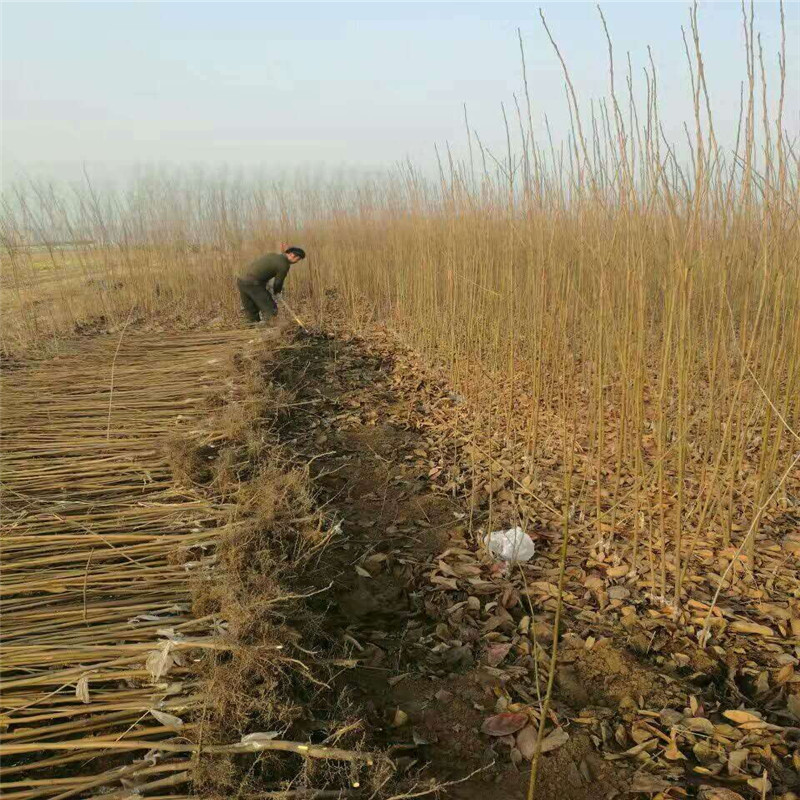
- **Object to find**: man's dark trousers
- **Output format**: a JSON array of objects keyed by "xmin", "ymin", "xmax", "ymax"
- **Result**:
[{"xmin": 237, "ymin": 279, "xmax": 278, "ymax": 322}]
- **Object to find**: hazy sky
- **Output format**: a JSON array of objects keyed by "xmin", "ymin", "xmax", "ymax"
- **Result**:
[{"xmin": 2, "ymin": 1, "xmax": 798, "ymax": 184}]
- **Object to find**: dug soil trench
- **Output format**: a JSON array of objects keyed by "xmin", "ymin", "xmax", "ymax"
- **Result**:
[{"xmin": 267, "ymin": 330, "xmax": 635, "ymax": 800}]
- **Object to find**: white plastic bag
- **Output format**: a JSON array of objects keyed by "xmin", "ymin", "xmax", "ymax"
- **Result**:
[{"xmin": 484, "ymin": 527, "xmax": 536, "ymax": 563}]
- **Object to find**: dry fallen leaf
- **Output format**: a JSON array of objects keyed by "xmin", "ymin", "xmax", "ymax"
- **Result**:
[
  {"xmin": 605, "ymin": 738, "xmax": 657, "ymax": 760},
  {"xmin": 606, "ymin": 564, "xmax": 630, "ymax": 578},
  {"xmin": 787, "ymin": 693, "xmax": 800, "ymax": 722},
  {"xmin": 727, "ymin": 748, "xmax": 748, "ymax": 775},
  {"xmin": 632, "ymin": 775, "xmax": 673, "ymax": 794},
  {"xmin": 75, "ymin": 675, "xmax": 91, "ymax": 704},
  {"xmin": 664, "ymin": 741, "xmax": 687, "ymax": 760},
  {"xmin": 392, "ymin": 708, "xmax": 409, "ymax": 727},
  {"xmin": 660, "ymin": 708, "xmax": 683, "ymax": 727},
  {"xmin": 430, "ymin": 575, "xmax": 459, "ymax": 591},
  {"xmin": 515, "ymin": 724, "xmax": 569, "ymax": 759},
  {"xmin": 145, "ymin": 644, "xmax": 174, "ymax": 682},
  {"xmin": 730, "ymin": 621, "xmax": 774, "ymax": 637},
  {"xmin": 685, "ymin": 717, "xmax": 716, "ymax": 735},
  {"xmin": 485, "ymin": 642, "xmax": 512, "ymax": 667},
  {"xmin": 539, "ymin": 726, "xmax": 569, "ymax": 753},
  {"xmin": 754, "ymin": 670, "xmax": 770, "ymax": 695},
  {"xmin": 723, "ymin": 710, "xmax": 763, "ymax": 725},
  {"xmin": 516, "ymin": 725, "xmax": 537, "ymax": 760},
  {"xmin": 746, "ymin": 775, "xmax": 771, "ymax": 794},
  {"xmin": 774, "ymin": 664, "xmax": 795, "ymax": 685},
  {"xmin": 481, "ymin": 712, "xmax": 528, "ymax": 737},
  {"xmin": 607, "ymin": 585, "xmax": 631, "ymax": 601},
  {"xmin": 148, "ymin": 708, "xmax": 184, "ymax": 729},
  {"xmin": 693, "ymin": 741, "xmax": 716, "ymax": 764}
]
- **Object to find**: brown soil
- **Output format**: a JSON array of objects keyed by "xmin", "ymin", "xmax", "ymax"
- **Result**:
[
  {"xmin": 565, "ymin": 640, "xmax": 676, "ymax": 709},
  {"xmin": 268, "ymin": 331, "xmax": 635, "ymax": 800}
]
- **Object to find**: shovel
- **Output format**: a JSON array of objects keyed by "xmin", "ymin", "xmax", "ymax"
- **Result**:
[{"xmin": 278, "ymin": 296, "xmax": 307, "ymax": 331}]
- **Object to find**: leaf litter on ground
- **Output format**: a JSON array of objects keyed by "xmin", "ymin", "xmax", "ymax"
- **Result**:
[{"xmin": 279, "ymin": 326, "xmax": 800, "ymax": 799}]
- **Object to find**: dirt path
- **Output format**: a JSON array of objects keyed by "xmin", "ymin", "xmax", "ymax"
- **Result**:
[{"xmin": 269, "ymin": 331, "xmax": 632, "ymax": 800}]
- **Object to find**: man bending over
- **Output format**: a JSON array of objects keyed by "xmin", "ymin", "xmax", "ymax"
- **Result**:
[{"xmin": 237, "ymin": 246, "xmax": 306, "ymax": 323}]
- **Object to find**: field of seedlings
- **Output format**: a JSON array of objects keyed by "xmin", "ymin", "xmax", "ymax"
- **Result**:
[{"xmin": 1, "ymin": 4, "xmax": 798, "ymax": 799}]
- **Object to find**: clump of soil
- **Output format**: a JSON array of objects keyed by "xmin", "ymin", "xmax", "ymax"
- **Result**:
[{"xmin": 565, "ymin": 639, "xmax": 676, "ymax": 709}]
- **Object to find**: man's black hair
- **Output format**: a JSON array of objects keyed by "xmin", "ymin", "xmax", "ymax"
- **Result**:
[{"xmin": 284, "ymin": 246, "xmax": 306, "ymax": 260}]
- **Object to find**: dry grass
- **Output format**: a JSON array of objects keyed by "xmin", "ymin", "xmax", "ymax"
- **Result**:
[
  {"xmin": 5, "ymin": 2, "xmax": 795, "ymax": 605},
  {"xmin": 1, "ymin": 6, "xmax": 798, "ymax": 794}
]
